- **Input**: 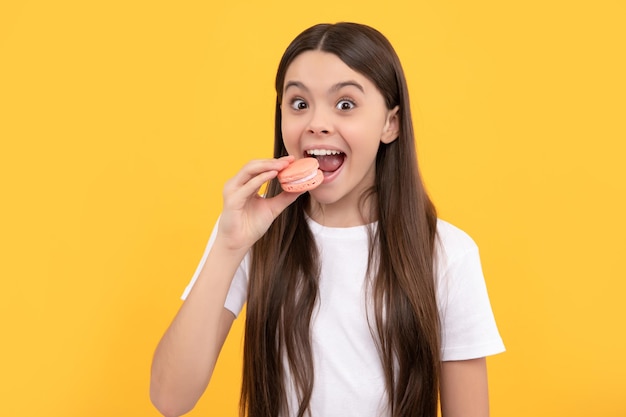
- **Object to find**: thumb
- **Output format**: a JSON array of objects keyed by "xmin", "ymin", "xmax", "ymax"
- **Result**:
[{"xmin": 266, "ymin": 190, "xmax": 304, "ymax": 219}]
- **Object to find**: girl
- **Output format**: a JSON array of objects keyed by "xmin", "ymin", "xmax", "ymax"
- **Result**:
[{"xmin": 150, "ymin": 22, "xmax": 504, "ymax": 417}]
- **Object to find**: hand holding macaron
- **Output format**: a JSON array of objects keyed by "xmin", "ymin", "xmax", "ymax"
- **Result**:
[
  {"xmin": 216, "ymin": 156, "xmax": 323, "ymax": 253},
  {"xmin": 216, "ymin": 156, "xmax": 298, "ymax": 251}
]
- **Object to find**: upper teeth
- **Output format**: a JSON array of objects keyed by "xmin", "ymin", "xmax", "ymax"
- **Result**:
[{"xmin": 306, "ymin": 149, "xmax": 342, "ymax": 156}]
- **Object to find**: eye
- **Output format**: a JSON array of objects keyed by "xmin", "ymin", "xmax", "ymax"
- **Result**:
[
  {"xmin": 336, "ymin": 98, "xmax": 355, "ymax": 111},
  {"xmin": 289, "ymin": 98, "xmax": 308, "ymax": 110}
]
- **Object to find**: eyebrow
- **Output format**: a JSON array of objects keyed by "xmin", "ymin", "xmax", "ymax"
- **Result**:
[{"xmin": 284, "ymin": 80, "xmax": 365, "ymax": 94}]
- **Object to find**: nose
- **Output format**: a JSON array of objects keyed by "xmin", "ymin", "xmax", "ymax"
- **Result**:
[{"xmin": 307, "ymin": 107, "xmax": 333, "ymax": 136}]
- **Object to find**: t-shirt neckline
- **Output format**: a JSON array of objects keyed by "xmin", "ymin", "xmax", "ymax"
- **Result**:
[{"xmin": 305, "ymin": 214, "xmax": 377, "ymax": 240}]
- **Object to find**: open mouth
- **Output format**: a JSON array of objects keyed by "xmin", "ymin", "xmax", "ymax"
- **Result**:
[{"xmin": 305, "ymin": 149, "xmax": 345, "ymax": 174}]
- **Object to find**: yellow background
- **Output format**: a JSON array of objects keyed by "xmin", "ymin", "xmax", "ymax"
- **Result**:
[{"xmin": 1, "ymin": 0, "xmax": 625, "ymax": 416}]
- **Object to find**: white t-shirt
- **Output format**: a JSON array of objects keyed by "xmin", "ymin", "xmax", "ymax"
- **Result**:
[{"xmin": 182, "ymin": 217, "xmax": 505, "ymax": 416}]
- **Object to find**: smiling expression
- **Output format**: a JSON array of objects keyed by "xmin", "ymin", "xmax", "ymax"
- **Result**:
[{"xmin": 280, "ymin": 50, "xmax": 399, "ymax": 223}]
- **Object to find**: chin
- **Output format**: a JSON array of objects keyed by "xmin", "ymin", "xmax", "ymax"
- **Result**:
[{"xmin": 308, "ymin": 190, "xmax": 338, "ymax": 206}]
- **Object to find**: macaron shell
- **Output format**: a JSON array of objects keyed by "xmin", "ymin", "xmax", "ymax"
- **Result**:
[
  {"xmin": 281, "ymin": 169, "xmax": 324, "ymax": 193},
  {"xmin": 277, "ymin": 157, "xmax": 320, "ymax": 182}
]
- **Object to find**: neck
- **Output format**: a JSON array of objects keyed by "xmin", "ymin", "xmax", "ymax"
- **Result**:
[{"xmin": 307, "ymin": 193, "xmax": 376, "ymax": 228}]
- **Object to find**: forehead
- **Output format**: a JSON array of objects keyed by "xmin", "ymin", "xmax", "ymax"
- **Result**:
[{"xmin": 283, "ymin": 50, "xmax": 373, "ymax": 91}]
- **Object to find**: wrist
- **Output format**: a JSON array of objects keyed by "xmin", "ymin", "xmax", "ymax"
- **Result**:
[{"xmin": 211, "ymin": 235, "xmax": 251, "ymax": 260}]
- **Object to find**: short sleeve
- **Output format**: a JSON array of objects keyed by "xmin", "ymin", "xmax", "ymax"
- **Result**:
[
  {"xmin": 435, "ymin": 220, "xmax": 505, "ymax": 361},
  {"xmin": 181, "ymin": 217, "xmax": 249, "ymax": 317}
]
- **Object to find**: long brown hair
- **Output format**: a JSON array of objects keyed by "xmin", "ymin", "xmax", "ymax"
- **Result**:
[{"xmin": 243, "ymin": 22, "xmax": 440, "ymax": 417}]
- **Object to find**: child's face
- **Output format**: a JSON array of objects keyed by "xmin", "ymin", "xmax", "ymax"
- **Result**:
[{"xmin": 281, "ymin": 50, "xmax": 399, "ymax": 212}]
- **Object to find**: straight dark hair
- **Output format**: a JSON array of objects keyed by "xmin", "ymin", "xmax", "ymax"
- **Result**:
[{"xmin": 243, "ymin": 22, "xmax": 440, "ymax": 417}]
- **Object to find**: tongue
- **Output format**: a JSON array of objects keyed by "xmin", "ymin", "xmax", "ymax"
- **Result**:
[{"xmin": 316, "ymin": 154, "xmax": 344, "ymax": 172}]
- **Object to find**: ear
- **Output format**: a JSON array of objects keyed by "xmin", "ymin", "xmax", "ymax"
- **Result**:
[{"xmin": 381, "ymin": 105, "xmax": 400, "ymax": 144}]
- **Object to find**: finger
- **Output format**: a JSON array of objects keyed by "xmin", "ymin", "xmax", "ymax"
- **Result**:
[
  {"xmin": 223, "ymin": 170, "xmax": 278, "ymax": 211},
  {"xmin": 265, "ymin": 189, "xmax": 305, "ymax": 219},
  {"xmin": 277, "ymin": 155, "xmax": 295, "ymax": 163},
  {"xmin": 237, "ymin": 169, "xmax": 279, "ymax": 199},
  {"xmin": 230, "ymin": 157, "xmax": 293, "ymax": 187}
]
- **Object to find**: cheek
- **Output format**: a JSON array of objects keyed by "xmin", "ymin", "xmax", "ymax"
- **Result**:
[
  {"xmin": 281, "ymin": 116, "xmax": 305, "ymax": 145},
  {"xmin": 341, "ymin": 120, "xmax": 383, "ymax": 151}
]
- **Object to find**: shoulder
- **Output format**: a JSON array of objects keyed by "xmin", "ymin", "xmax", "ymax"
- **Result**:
[
  {"xmin": 434, "ymin": 220, "xmax": 506, "ymax": 360},
  {"xmin": 435, "ymin": 218, "xmax": 479, "ymax": 260},
  {"xmin": 434, "ymin": 219, "xmax": 483, "ymax": 283}
]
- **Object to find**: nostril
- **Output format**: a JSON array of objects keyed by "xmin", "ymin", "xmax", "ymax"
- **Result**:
[{"xmin": 308, "ymin": 128, "xmax": 330, "ymax": 135}]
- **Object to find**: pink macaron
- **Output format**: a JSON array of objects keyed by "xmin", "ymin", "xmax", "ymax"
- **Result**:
[{"xmin": 278, "ymin": 157, "xmax": 324, "ymax": 193}]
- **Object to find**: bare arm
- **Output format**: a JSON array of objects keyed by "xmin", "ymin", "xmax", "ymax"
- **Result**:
[
  {"xmin": 149, "ymin": 243, "xmax": 243, "ymax": 417},
  {"xmin": 440, "ymin": 357, "xmax": 490, "ymax": 417},
  {"xmin": 150, "ymin": 156, "xmax": 301, "ymax": 417}
]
